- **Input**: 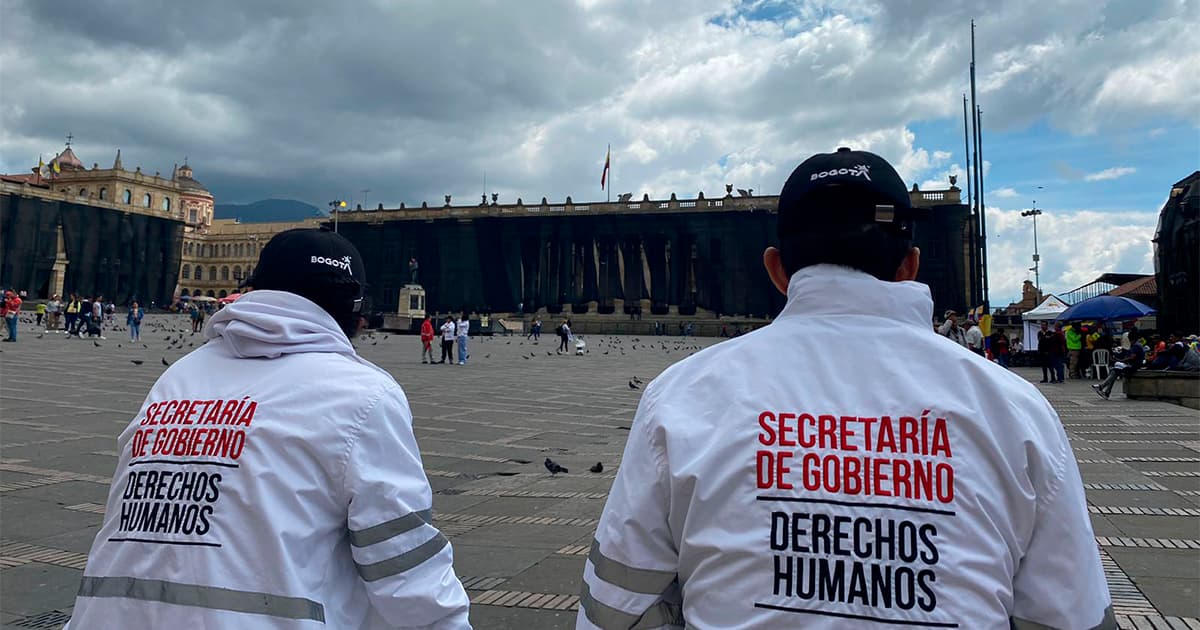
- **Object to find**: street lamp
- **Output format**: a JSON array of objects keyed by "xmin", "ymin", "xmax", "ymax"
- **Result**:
[
  {"xmin": 329, "ymin": 200, "xmax": 346, "ymax": 233},
  {"xmin": 1021, "ymin": 201, "xmax": 1044, "ymax": 295}
]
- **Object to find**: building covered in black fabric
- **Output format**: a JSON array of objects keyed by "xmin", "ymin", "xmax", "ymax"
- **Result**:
[
  {"xmin": 1, "ymin": 185, "xmax": 184, "ymax": 305},
  {"xmin": 333, "ymin": 186, "xmax": 982, "ymax": 320},
  {"xmin": 1154, "ymin": 171, "xmax": 1200, "ymax": 334}
]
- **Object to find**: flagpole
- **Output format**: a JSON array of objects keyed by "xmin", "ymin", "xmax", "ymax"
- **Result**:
[{"xmin": 606, "ymin": 144, "xmax": 611, "ymax": 203}]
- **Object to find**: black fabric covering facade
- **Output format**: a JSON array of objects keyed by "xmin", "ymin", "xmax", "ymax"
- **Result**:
[
  {"xmin": 1154, "ymin": 171, "xmax": 1200, "ymax": 334},
  {"xmin": 334, "ymin": 200, "xmax": 978, "ymax": 319},
  {"xmin": 1, "ymin": 192, "xmax": 184, "ymax": 305}
]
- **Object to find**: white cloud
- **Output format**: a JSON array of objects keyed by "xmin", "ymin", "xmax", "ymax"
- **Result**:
[
  {"xmin": 987, "ymin": 205, "xmax": 1156, "ymax": 306},
  {"xmin": 991, "ymin": 187, "xmax": 1019, "ymax": 199},
  {"xmin": 1084, "ymin": 166, "xmax": 1137, "ymax": 182}
]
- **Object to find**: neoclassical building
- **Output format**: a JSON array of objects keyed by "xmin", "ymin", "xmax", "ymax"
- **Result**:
[{"xmin": 179, "ymin": 217, "xmax": 323, "ymax": 298}]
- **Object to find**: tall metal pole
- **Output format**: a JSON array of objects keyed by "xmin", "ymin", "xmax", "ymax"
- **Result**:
[
  {"xmin": 1032, "ymin": 208, "xmax": 1040, "ymax": 293},
  {"xmin": 962, "ymin": 94, "xmax": 972, "ymax": 204},
  {"xmin": 964, "ymin": 20, "xmax": 984, "ymax": 309},
  {"xmin": 977, "ymin": 105, "xmax": 989, "ymax": 311}
]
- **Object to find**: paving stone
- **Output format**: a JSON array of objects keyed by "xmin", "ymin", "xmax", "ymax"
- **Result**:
[
  {"xmin": 1108, "ymin": 548, "xmax": 1200, "ymax": 580},
  {"xmin": 0, "ymin": 563, "xmax": 81, "ymax": 617}
]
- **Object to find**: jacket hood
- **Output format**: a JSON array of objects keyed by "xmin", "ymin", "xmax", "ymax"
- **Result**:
[
  {"xmin": 780, "ymin": 264, "xmax": 934, "ymax": 330},
  {"xmin": 205, "ymin": 290, "xmax": 354, "ymax": 360}
]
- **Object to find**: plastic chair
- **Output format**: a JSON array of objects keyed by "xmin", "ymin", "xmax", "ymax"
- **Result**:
[{"xmin": 1091, "ymin": 349, "xmax": 1111, "ymax": 380}]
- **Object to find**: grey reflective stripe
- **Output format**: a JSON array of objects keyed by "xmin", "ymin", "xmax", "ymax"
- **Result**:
[
  {"xmin": 1011, "ymin": 605, "xmax": 1117, "ymax": 630},
  {"xmin": 587, "ymin": 538, "xmax": 677, "ymax": 595},
  {"xmin": 349, "ymin": 509, "xmax": 433, "ymax": 547},
  {"xmin": 578, "ymin": 581, "xmax": 683, "ymax": 630},
  {"xmin": 356, "ymin": 533, "xmax": 448, "ymax": 582},
  {"xmin": 77, "ymin": 576, "xmax": 325, "ymax": 623}
]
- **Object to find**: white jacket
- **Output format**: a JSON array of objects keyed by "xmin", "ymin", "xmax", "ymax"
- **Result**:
[
  {"xmin": 455, "ymin": 319, "xmax": 469, "ymax": 338},
  {"xmin": 441, "ymin": 321, "xmax": 456, "ymax": 341},
  {"xmin": 68, "ymin": 290, "xmax": 471, "ymax": 629},
  {"xmin": 579, "ymin": 265, "xmax": 1111, "ymax": 630}
]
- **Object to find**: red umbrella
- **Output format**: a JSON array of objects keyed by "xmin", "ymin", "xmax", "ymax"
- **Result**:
[{"xmin": 219, "ymin": 293, "xmax": 243, "ymax": 305}]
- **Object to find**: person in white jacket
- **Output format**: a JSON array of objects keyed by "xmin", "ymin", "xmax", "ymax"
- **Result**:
[
  {"xmin": 579, "ymin": 148, "xmax": 1113, "ymax": 630},
  {"xmin": 68, "ymin": 227, "xmax": 471, "ymax": 629}
]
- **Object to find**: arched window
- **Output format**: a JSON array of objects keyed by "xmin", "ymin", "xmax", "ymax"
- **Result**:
[
  {"xmin": 193, "ymin": 266, "xmax": 202, "ymax": 280},
  {"xmin": 208, "ymin": 266, "xmax": 217, "ymax": 281},
  {"xmin": 123, "ymin": 189, "xmax": 132, "ymax": 204},
  {"xmin": 235, "ymin": 243, "xmax": 242, "ymax": 257},
  {"xmin": 218, "ymin": 290, "xmax": 227, "ymax": 298},
  {"xmin": 162, "ymin": 197, "xmax": 171, "ymax": 212},
  {"xmin": 78, "ymin": 188, "xmax": 88, "ymax": 198},
  {"xmin": 181, "ymin": 288, "xmax": 190, "ymax": 297},
  {"xmin": 221, "ymin": 266, "xmax": 229, "ymax": 281},
  {"xmin": 98, "ymin": 187, "xmax": 107, "ymax": 200},
  {"xmin": 233, "ymin": 265, "xmax": 242, "ymax": 281},
  {"xmin": 189, "ymin": 208, "xmax": 197, "ymax": 223},
  {"xmin": 182, "ymin": 264, "xmax": 191, "ymax": 279},
  {"xmin": 142, "ymin": 193, "xmax": 152, "ymax": 207},
  {"xmin": 206, "ymin": 290, "xmax": 215, "ymax": 298}
]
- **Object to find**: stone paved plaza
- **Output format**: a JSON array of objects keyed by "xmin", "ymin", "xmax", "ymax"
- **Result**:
[{"xmin": 1, "ymin": 313, "xmax": 1198, "ymax": 629}]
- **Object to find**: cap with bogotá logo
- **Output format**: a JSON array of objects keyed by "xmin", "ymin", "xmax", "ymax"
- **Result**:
[
  {"xmin": 776, "ymin": 147, "xmax": 930, "ymax": 236},
  {"xmin": 242, "ymin": 227, "xmax": 366, "ymax": 298}
]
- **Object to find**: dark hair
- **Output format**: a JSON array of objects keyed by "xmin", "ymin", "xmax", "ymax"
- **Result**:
[{"xmin": 778, "ymin": 222, "xmax": 913, "ymax": 281}]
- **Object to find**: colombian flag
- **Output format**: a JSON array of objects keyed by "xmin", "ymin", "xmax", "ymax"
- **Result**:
[{"xmin": 601, "ymin": 145, "xmax": 610, "ymax": 190}]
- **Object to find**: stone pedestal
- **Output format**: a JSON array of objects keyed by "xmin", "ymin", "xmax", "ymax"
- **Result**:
[
  {"xmin": 50, "ymin": 222, "xmax": 69, "ymax": 298},
  {"xmin": 398, "ymin": 284, "xmax": 426, "ymax": 319}
]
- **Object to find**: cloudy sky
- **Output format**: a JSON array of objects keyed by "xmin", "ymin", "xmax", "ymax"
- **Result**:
[{"xmin": 2, "ymin": 0, "xmax": 1197, "ymax": 305}]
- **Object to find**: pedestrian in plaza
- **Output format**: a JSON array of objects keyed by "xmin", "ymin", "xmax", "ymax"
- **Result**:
[
  {"xmin": 92, "ymin": 295, "xmax": 105, "ymax": 337},
  {"xmin": 439, "ymin": 315, "xmax": 455, "ymax": 364},
  {"xmin": 46, "ymin": 294, "xmax": 62, "ymax": 332},
  {"xmin": 77, "ymin": 295, "xmax": 93, "ymax": 337},
  {"xmin": 992, "ymin": 331, "xmax": 1011, "ymax": 368},
  {"xmin": 65, "ymin": 293, "xmax": 82, "ymax": 335},
  {"xmin": 1036, "ymin": 321, "xmax": 1053, "ymax": 382},
  {"xmin": 964, "ymin": 319, "xmax": 984, "ymax": 356},
  {"xmin": 420, "ymin": 314, "xmax": 435, "ymax": 363},
  {"xmin": 104, "ymin": 301, "xmax": 116, "ymax": 326},
  {"xmin": 528, "ymin": 317, "xmax": 542, "ymax": 341},
  {"xmin": 66, "ymin": 227, "xmax": 471, "ymax": 630},
  {"xmin": 1, "ymin": 289, "xmax": 22, "ymax": 342},
  {"xmin": 1093, "ymin": 342, "xmax": 1145, "ymax": 399},
  {"xmin": 579, "ymin": 147, "xmax": 1112, "ymax": 630},
  {"xmin": 456, "ymin": 312, "xmax": 469, "ymax": 365},
  {"xmin": 1065, "ymin": 321, "xmax": 1083, "ymax": 378},
  {"xmin": 938, "ymin": 309, "xmax": 967, "ymax": 346},
  {"xmin": 557, "ymin": 318, "xmax": 572, "ymax": 353},
  {"xmin": 1046, "ymin": 321, "xmax": 1068, "ymax": 383},
  {"xmin": 126, "ymin": 301, "xmax": 144, "ymax": 341},
  {"xmin": 35, "ymin": 301, "xmax": 46, "ymax": 328}
]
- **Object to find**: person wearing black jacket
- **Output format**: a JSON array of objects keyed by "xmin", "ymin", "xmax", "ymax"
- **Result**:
[
  {"xmin": 1036, "ymin": 321, "xmax": 1053, "ymax": 383},
  {"xmin": 1094, "ymin": 343, "xmax": 1145, "ymax": 399}
]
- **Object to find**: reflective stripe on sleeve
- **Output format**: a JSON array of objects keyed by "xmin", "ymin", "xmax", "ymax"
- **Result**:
[
  {"xmin": 587, "ymin": 538, "xmax": 677, "ymax": 595},
  {"xmin": 1010, "ymin": 605, "xmax": 1117, "ymax": 630},
  {"xmin": 349, "ymin": 509, "xmax": 433, "ymax": 547},
  {"xmin": 579, "ymin": 581, "xmax": 683, "ymax": 630},
  {"xmin": 356, "ymin": 532, "xmax": 448, "ymax": 582},
  {"xmin": 77, "ymin": 576, "xmax": 325, "ymax": 623}
]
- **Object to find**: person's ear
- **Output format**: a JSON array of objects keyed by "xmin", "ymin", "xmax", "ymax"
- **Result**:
[
  {"xmin": 894, "ymin": 246, "xmax": 920, "ymax": 282},
  {"xmin": 763, "ymin": 247, "xmax": 790, "ymax": 296}
]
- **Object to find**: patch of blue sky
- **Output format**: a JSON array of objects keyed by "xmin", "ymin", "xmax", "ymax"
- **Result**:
[{"xmin": 908, "ymin": 117, "xmax": 1197, "ymax": 214}]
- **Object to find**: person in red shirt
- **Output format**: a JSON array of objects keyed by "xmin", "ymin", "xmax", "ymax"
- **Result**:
[
  {"xmin": 2, "ymin": 289, "xmax": 22, "ymax": 342},
  {"xmin": 419, "ymin": 314, "xmax": 435, "ymax": 363}
]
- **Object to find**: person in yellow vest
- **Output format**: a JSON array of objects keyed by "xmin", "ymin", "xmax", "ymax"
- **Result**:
[
  {"xmin": 65, "ymin": 293, "xmax": 83, "ymax": 336},
  {"xmin": 1065, "ymin": 323, "xmax": 1083, "ymax": 379}
]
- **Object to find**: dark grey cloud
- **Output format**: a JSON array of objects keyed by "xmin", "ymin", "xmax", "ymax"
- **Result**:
[{"xmin": 1, "ymin": 0, "xmax": 1195, "ymax": 208}]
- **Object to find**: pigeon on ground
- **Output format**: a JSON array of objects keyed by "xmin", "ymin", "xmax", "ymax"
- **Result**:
[
  {"xmin": 93, "ymin": 340, "xmax": 101, "ymax": 347},
  {"xmin": 589, "ymin": 462, "xmax": 603, "ymax": 473},
  {"xmin": 161, "ymin": 357, "xmax": 171, "ymax": 366},
  {"xmin": 544, "ymin": 458, "xmax": 568, "ymax": 475},
  {"xmin": 628, "ymin": 380, "xmax": 639, "ymax": 390},
  {"xmin": 131, "ymin": 360, "xmax": 144, "ymax": 365},
  {"xmin": 36, "ymin": 334, "xmax": 44, "ymax": 339}
]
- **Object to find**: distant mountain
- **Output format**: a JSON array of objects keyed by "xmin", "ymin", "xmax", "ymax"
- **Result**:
[{"xmin": 213, "ymin": 199, "xmax": 326, "ymax": 223}]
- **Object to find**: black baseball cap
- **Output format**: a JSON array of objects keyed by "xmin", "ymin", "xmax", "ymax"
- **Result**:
[
  {"xmin": 243, "ymin": 227, "xmax": 366, "ymax": 302},
  {"xmin": 777, "ymin": 147, "xmax": 929, "ymax": 237}
]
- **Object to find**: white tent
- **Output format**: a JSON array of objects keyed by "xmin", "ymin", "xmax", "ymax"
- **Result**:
[{"xmin": 1021, "ymin": 295, "xmax": 1069, "ymax": 351}]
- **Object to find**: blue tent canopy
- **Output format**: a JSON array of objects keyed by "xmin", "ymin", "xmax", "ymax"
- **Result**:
[{"xmin": 1056, "ymin": 295, "xmax": 1155, "ymax": 322}]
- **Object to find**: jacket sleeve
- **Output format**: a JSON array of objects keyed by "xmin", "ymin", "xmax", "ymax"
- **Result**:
[
  {"xmin": 1010, "ymin": 413, "xmax": 1115, "ymax": 630},
  {"xmin": 578, "ymin": 386, "xmax": 683, "ymax": 630},
  {"xmin": 343, "ymin": 385, "xmax": 472, "ymax": 629}
]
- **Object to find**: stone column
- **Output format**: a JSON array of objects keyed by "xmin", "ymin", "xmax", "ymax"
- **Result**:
[{"xmin": 50, "ymin": 222, "xmax": 69, "ymax": 298}]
